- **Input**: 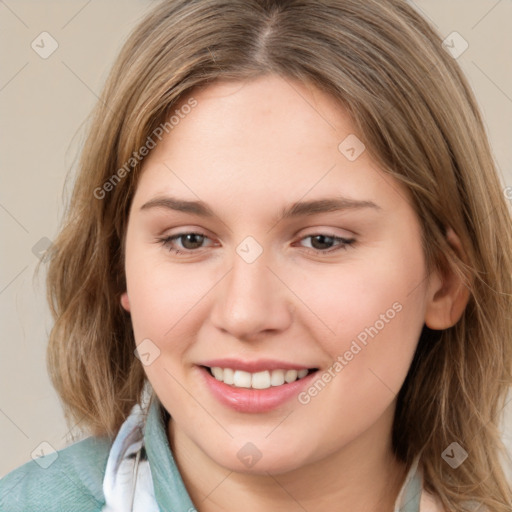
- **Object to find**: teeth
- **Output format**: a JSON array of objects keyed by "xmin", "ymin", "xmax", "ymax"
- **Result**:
[
  {"xmin": 211, "ymin": 367, "xmax": 223, "ymax": 380},
  {"xmin": 270, "ymin": 369, "xmax": 285, "ymax": 386},
  {"xmin": 297, "ymin": 369, "xmax": 308, "ymax": 379},
  {"xmin": 233, "ymin": 370, "xmax": 252, "ymax": 388},
  {"xmin": 285, "ymin": 369, "xmax": 298, "ymax": 383},
  {"xmin": 251, "ymin": 371, "xmax": 270, "ymax": 389},
  {"xmin": 223, "ymin": 368, "xmax": 234, "ymax": 385},
  {"xmin": 209, "ymin": 367, "xmax": 311, "ymax": 389}
]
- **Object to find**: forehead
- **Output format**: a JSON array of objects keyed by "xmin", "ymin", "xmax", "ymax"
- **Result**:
[
  {"xmin": 169, "ymin": 75, "xmax": 350, "ymax": 151},
  {"xmin": 133, "ymin": 75, "xmax": 410, "ymax": 214}
]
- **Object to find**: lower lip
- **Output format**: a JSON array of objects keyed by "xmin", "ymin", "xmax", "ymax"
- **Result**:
[{"xmin": 198, "ymin": 366, "xmax": 317, "ymax": 413}]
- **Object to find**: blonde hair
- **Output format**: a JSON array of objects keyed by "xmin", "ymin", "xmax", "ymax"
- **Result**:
[{"xmin": 43, "ymin": 0, "xmax": 512, "ymax": 509}]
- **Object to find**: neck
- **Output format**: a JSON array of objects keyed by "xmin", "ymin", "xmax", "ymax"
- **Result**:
[{"xmin": 168, "ymin": 407, "xmax": 408, "ymax": 512}]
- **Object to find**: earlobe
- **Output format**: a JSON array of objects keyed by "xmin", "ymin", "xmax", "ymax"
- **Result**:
[
  {"xmin": 120, "ymin": 292, "xmax": 131, "ymax": 312},
  {"xmin": 424, "ymin": 227, "xmax": 471, "ymax": 330}
]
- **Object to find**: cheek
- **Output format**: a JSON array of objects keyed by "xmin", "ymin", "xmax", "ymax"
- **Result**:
[
  {"xmin": 124, "ymin": 247, "xmax": 214, "ymax": 399},
  {"xmin": 293, "ymin": 239, "xmax": 427, "ymax": 380},
  {"xmin": 287, "ymin": 243, "xmax": 427, "ymax": 448},
  {"xmin": 124, "ymin": 240, "xmax": 219, "ymax": 349}
]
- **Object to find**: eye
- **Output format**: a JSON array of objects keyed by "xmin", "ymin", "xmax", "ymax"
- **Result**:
[
  {"xmin": 158, "ymin": 232, "xmax": 213, "ymax": 255},
  {"xmin": 297, "ymin": 234, "xmax": 355, "ymax": 253}
]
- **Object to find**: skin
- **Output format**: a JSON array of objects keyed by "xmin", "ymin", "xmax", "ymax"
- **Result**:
[{"xmin": 121, "ymin": 74, "xmax": 468, "ymax": 511}]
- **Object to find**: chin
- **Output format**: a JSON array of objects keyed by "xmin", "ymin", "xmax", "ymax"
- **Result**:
[{"xmin": 204, "ymin": 438, "xmax": 314, "ymax": 476}]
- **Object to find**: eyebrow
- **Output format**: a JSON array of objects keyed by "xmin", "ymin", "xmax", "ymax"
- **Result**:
[{"xmin": 139, "ymin": 195, "xmax": 381, "ymax": 221}]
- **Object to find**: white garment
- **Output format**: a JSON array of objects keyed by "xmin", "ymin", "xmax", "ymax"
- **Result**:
[{"xmin": 102, "ymin": 405, "xmax": 158, "ymax": 512}]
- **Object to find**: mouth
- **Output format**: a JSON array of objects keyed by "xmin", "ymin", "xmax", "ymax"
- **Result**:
[
  {"xmin": 203, "ymin": 366, "xmax": 318, "ymax": 389},
  {"xmin": 197, "ymin": 360, "xmax": 320, "ymax": 413}
]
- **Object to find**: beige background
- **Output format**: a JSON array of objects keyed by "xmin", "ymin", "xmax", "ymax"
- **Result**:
[{"xmin": 0, "ymin": 0, "xmax": 511, "ymax": 478}]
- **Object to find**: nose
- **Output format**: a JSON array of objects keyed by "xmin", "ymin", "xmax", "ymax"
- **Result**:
[{"xmin": 210, "ymin": 250, "xmax": 294, "ymax": 341}]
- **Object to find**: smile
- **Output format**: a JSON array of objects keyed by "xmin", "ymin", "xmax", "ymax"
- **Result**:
[{"xmin": 206, "ymin": 367, "xmax": 314, "ymax": 389}]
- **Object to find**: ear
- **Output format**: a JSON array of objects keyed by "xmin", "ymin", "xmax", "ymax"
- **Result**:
[
  {"xmin": 424, "ymin": 227, "xmax": 471, "ymax": 330},
  {"xmin": 120, "ymin": 291, "xmax": 131, "ymax": 312}
]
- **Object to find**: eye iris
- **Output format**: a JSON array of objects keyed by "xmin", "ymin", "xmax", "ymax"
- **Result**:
[
  {"xmin": 181, "ymin": 233, "xmax": 204, "ymax": 249},
  {"xmin": 311, "ymin": 235, "xmax": 334, "ymax": 250}
]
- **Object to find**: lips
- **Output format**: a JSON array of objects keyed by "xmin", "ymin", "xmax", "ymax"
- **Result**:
[{"xmin": 197, "ymin": 358, "xmax": 319, "ymax": 413}]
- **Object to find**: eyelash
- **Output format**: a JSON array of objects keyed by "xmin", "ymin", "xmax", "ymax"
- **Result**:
[{"xmin": 157, "ymin": 232, "xmax": 356, "ymax": 256}]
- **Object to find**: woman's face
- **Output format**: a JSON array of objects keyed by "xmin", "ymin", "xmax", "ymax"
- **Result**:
[{"xmin": 121, "ymin": 75, "xmax": 435, "ymax": 474}]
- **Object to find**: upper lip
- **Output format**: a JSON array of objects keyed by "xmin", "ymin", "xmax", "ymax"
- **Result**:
[{"xmin": 199, "ymin": 358, "xmax": 315, "ymax": 373}]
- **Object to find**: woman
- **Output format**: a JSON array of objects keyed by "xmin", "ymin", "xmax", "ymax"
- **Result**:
[{"xmin": 1, "ymin": 1, "xmax": 511, "ymax": 510}]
